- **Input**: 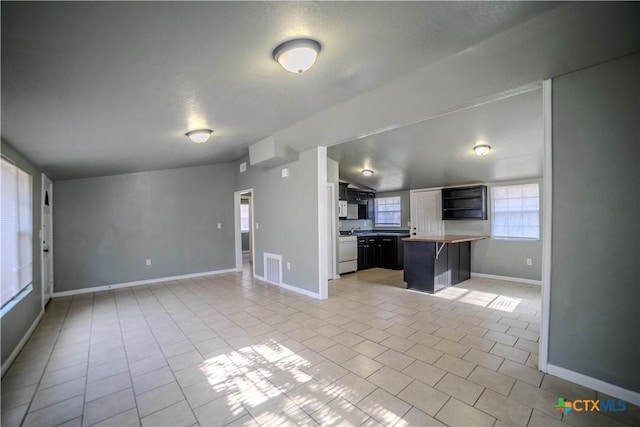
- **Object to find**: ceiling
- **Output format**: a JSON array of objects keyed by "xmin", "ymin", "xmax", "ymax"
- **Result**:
[
  {"xmin": 328, "ymin": 88, "xmax": 543, "ymax": 192},
  {"xmin": 1, "ymin": 1, "xmax": 558, "ymax": 180},
  {"xmin": 1, "ymin": 2, "xmax": 638, "ymax": 186}
]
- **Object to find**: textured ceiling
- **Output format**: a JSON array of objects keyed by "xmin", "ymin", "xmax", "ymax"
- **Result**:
[
  {"xmin": 1, "ymin": 1, "xmax": 558, "ymax": 180},
  {"xmin": 328, "ymin": 88, "xmax": 543, "ymax": 192}
]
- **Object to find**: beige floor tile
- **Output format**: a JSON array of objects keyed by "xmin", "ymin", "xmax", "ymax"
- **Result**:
[
  {"xmin": 379, "ymin": 335, "xmax": 415, "ymax": 353},
  {"xmin": 456, "ymin": 323, "xmax": 489, "ymax": 338},
  {"xmin": 82, "ymin": 388, "xmax": 137, "ymax": 427},
  {"xmin": 367, "ymin": 366, "xmax": 413, "ymax": 395},
  {"xmin": 508, "ymin": 380, "xmax": 562, "ymax": 419},
  {"xmin": 23, "ymin": 395, "xmax": 84, "ymax": 427},
  {"xmin": 459, "ymin": 334, "xmax": 496, "ymax": 352},
  {"xmin": 359, "ymin": 328, "xmax": 392, "ymax": 343},
  {"xmin": 357, "ymin": 388, "xmax": 412, "ymax": 425},
  {"xmin": 397, "ymin": 380, "xmax": 449, "ymax": 417},
  {"xmin": 463, "ymin": 347, "xmax": 504, "ymax": 371},
  {"xmin": 143, "ymin": 400, "xmax": 198, "ymax": 427},
  {"xmin": 1, "ymin": 383, "xmax": 38, "ymax": 412},
  {"xmin": 385, "ymin": 324, "xmax": 418, "ymax": 339},
  {"xmin": 515, "ymin": 337, "xmax": 539, "ymax": 354},
  {"xmin": 167, "ymin": 350, "xmax": 204, "ymax": 372},
  {"xmin": 342, "ymin": 354, "xmax": 384, "ymax": 378},
  {"xmin": 332, "ymin": 331, "xmax": 366, "ymax": 348},
  {"xmin": 434, "ymin": 373, "xmax": 484, "ymax": 405},
  {"xmin": 433, "ymin": 339, "xmax": 471, "ymax": 358},
  {"xmin": 329, "ymin": 373, "xmax": 377, "ymax": 405},
  {"xmin": 404, "ymin": 344, "xmax": 444, "ymax": 364},
  {"xmin": 133, "ymin": 366, "xmax": 177, "ymax": 395},
  {"xmin": 374, "ymin": 349, "xmax": 415, "ymax": 371},
  {"xmin": 1, "ymin": 404, "xmax": 29, "ymax": 427},
  {"xmin": 305, "ymin": 359, "xmax": 349, "ymax": 386},
  {"xmin": 490, "ymin": 342, "xmax": 530, "ymax": 364},
  {"xmin": 311, "ymin": 395, "xmax": 370, "ymax": 426},
  {"xmin": 40, "ymin": 362, "xmax": 88, "ymax": 389},
  {"xmin": 303, "ymin": 335, "xmax": 337, "ymax": 353},
  {"xmin": 85, "ymin": 372, "xmax": 132, "ymax": 403},
  {"xmin": 468, "ymin": 365, "xmax": 515, "ymax": 395},
  {"xmin": 90, "ymin": 408, "xmax": 140, "ymax": 427},
  {"xmin": 401, "ymin": 360, "xmax": 447, "ymax": 387},
  {"xmin": 435, "ymin": 398, "xmax": 496, "ymax": 426},
  {"xmin": 286, "ymin": 379, "xmax": 339, "ymax": 413},
  {"xmin": 136, "ymin": 382, "xmax": 185, "ymax": 417},
  {"xmin": 474, "ymin": 388, "xmax": 533, "ymax": 426},
  {"xmin": 528, "ymin": 408, "xmax": 566, "ymax": 427},
  {"xmin": 320, "ymin": 343, "xmax": 358, "ymax": 364},
  {"xmin": 433, "ymin": 354, "xmax": 476, "ymax": 378},
  {"xmin": 484, "ymin": 330, "xmax": 518, "ymax": 346},
  {"xmin": 498, "ymin": 359, "xmax": 544, "ymax": 387},
  {"xmin": 394, "ymin": 406, "xmax": 446, "ymax": 427},
  {"xmin": 433, "ymin": 327, "xmax": 466, "ymax": 342},
  {"xmin": 351, "ymin": 340, "xmax": 388, "ymax": 359},
  {"xmin": 30, "ymin": 377, "xmax": 86, "ymax": 411}
]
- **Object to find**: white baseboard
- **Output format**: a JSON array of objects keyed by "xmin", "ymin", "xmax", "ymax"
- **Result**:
[
  {"xmin": 53, "ymin": 268, "xmax": 236, "ymax": 298},
  {"xmin": 547, "ymin": 363, "xmax": 640, "ymax": 406},
  {"xmin": 471, "ymin": 272, "xmax": 542, "ymax": 286},
  {"xmin": 1, "ymin": 310, "xmax": 44, "ymax": 377},
  {"xmin": 254, "ymin": 274, "xmax": 322, "ymax": 299}
]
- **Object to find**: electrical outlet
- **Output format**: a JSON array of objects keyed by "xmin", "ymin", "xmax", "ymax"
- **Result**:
[
  {"xmin": 146, "ymin": 259, "xmax": 151, "ymax": 266},
  {"xmin": 287, "ymin": 262, "xmax": 291, "ymax": 270},
  {"xmin": 255, "ymin": 223, "xmax": 259, "ymax": 230},
  {"xmin": 217, "ymin": 223, "xmax": 221, "ymax": 229},
  {"xmin": 526, "ymin": 258, "xmax": 532, "ymax": 266}
]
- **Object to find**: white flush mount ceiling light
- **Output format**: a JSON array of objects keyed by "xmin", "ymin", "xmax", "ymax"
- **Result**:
[
  {"xmin": 186, "ymin": 129, "xmax": 213, "ymax": 144},
  {"xmin": 273, "ymin": 38, "xmax": 321, "ymax": 73},
  {"xmin": 362, "ymin": 169, "xmax": 374, "ymax": 177},
  {"xmin": 473, "ymin": 144, "xmax": 491, "ymax": 156}
]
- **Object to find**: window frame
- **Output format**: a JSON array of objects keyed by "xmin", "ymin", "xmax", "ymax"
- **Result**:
[
  {"xmin": 374, "ymin": 196, "xmax": 402, "ymax": 228},
  {"xmin": 491, "ymin": 182, "xmax": 540, "ymax": 241}
]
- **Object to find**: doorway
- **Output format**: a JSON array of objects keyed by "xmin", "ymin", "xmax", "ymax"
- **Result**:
[
  {"xmin": 234, "ymin": 189, "xmax": 255, "ymax": 276},
  {"xmin": 41, "ymin": 174, "xmax": 53, "ymax": 308}
]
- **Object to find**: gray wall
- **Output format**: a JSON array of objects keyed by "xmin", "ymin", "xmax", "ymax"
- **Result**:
[
  {"xmin": 374, "ymin": 190, "xmax": 410, "ymax": 230},
  {"xmin": 54, "ymin": 163, "xmax": 236, "ymax": 292},
  {"xmin": 235, "ymin": 148, "xmax": 322, "ymax": 294},
  {"xmin": 1, "ymin": 141, "xmax": 43, "ymax": 366},
  {"xmin": 445, "ymin": 180, "xmax": 543, "ymax": 281},
  {"xmin": 550, "ymin": 53, "xmax": 639, "ymax": 392}
]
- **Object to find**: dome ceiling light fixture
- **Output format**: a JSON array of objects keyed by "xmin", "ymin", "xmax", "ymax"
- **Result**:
[
  {"xmin": 273, "ymin": 38, "xmax": 321, "ymax": 74},
  {"xmin": 362, "ymin": 169, "xmax": 374, "ymax": 177},
  {"xmin": 186, "ymin": 129, "xmax": 213, "ymax": 144},
  {"xmin": 473, "ymin": 143, "xmax": 491, "ymax": 156}
]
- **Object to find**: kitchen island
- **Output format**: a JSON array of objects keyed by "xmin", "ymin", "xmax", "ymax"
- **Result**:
[{"xmin": 402, "ymin": 235, "xmax": 487, "ymax": 293}]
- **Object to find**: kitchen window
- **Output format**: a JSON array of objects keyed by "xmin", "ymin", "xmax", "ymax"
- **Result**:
[
  {"xmin": 1, "ymin": 158, "xmax": 33, "ymax": 309},
  {"xmin": 491, "ymin": 183, "xmax": 539, "ymax": 240},
  {"xmin": 375, "ymin": 196, "xmax": 401, "ymax": 227}
]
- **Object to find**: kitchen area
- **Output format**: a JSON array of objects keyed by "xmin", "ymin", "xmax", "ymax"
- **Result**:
[{"xmin": 337, "ymin": 182, "xmax": 410, "ymax": 278}]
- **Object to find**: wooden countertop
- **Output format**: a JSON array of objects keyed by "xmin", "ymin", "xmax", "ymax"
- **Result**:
[{"xmin": 402, "ymin": 235, "xmax": 488, "ymax": 243}]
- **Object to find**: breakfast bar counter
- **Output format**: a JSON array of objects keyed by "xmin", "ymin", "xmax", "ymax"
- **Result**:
[{"xmin": 402, "ymin": 235, "xmax": 488, "ymax": 293}]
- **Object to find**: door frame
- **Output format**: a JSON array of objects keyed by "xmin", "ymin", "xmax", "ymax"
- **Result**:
[
  {"xmin": 327, "ymin": 183, "xmax": 338, "ymax": 280},
  {"xmin": 234, "ymin": 188, "xmax": 255, "ymax": 277},
  {"xmin": 40, "ymin": 173, "xmax": 54, "ymax": 308}
]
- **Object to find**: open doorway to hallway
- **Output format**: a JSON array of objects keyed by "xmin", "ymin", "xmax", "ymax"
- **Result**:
[{"xmin": 234, "ymin": 189, "xmax": 255, "ymax": 276}]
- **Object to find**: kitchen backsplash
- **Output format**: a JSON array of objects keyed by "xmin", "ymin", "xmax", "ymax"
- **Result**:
[{"xmin": 339, "ymin": 219, "xmax": 373, "ymax": 231}]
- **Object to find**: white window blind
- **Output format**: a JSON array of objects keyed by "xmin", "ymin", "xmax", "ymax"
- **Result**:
[
  {"xmin": 491, "ymin": 183, "xmax": 539, "ymax": 240},
  {"xmin": 1, "ymin": 158, "xmax": 33, "ymax": 308},
  {"xmin": 240, "ymin": 203, "xmax": 250, "ymax": 232},
  {"xmin": 375, "ymin": 196, "xmax": 401, "ymax": 227}
]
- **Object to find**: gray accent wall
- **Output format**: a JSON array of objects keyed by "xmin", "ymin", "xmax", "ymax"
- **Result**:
[
  {"xmin": 236, "ymin": 148, "xmax": 322, "ymax": 294},
  {"xmin": 53, "ymin": 163, "xmax": 236, "ymax": 292},
  {"xmin": 550, "ymin": 53, "xmax": 639, "ymax": 392},
  {"xmin": 444, "ymin": 180, "xmax": 543, "ymax": 281},
  {"xmin": 1, "ymin": 141, "xmax": 43, "ymax": 367}
]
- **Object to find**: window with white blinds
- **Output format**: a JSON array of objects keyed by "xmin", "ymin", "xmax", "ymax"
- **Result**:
[
  {"xmin": 491, "ymin": 183, "xmax": 539, "ymax": 240},
  {"xmin": 375, "ymin": 196, "xmax": 401, "ymax": 227},
  {"xmin": 1, "ymin": 158, "xmax": 33, "ymax": 308},
  {"xmin": 240, "ymin": 203, "xmax": 250, "ymax": 232}
]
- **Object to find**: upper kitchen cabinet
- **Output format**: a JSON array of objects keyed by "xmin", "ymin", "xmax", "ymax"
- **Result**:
[
  {"xmin": 442, "ymin": 185, "xmax": 488, "ymax": 220},
  {"xmin": 339, "ymin": 183, "xmax": 349, "ymax": 201}
]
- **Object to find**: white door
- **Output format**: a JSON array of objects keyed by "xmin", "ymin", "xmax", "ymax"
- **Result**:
[
  {"xmin": 41, "ymin": 174, "xmax": 54, "ymax": 307},
  {"xmin": 410, "ymin": 190, "xmax": 444, "ymax": 237}
]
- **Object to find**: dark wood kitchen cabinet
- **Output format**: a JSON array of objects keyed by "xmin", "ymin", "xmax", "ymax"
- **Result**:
[
  {"xmin": 357, "ymin": 237, "xmax": 378, "ymax": 270},
  {"xmin": 442, "ymin": 185, "xmax": 488, "ymax": 220},
  {"xmin": 338, "ymin": 183, "xmax": 349, "ymax": 201},
  {"xmin": 358, "ymin": 235, "xmax": 406, "ymax": 271}
]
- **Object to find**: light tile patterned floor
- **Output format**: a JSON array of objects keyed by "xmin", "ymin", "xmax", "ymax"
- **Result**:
[{"xmin": 2, "ymin": 267, "xmax": 638, "ymax": 426}]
